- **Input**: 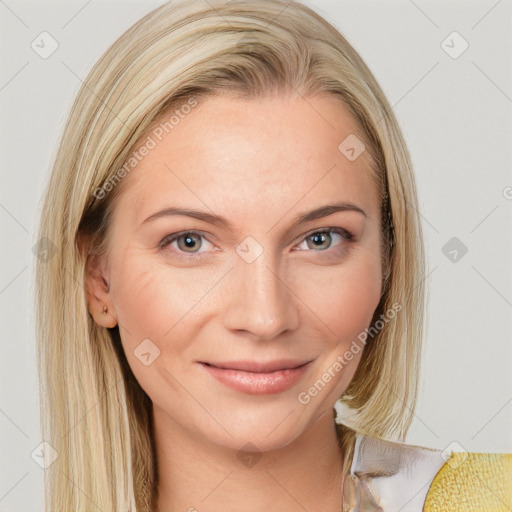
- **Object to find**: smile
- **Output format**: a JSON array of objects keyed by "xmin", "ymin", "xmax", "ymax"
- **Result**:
[{"xmin": 197, "ymin": 360, "xmax": 313, "ymax": 395}]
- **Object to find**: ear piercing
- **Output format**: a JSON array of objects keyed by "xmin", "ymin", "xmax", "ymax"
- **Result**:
[{"xmin": 103, "ymin": 305, "xmax": 108, "ymax": 315}]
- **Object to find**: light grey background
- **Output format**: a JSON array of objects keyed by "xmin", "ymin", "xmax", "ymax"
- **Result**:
[{"xmin": 1, "ymin": 0, "xmax": 511, "ymax": 510}]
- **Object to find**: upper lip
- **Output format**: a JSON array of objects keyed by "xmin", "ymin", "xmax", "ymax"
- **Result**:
[{"xmin": 201, "ymin": 359, "xmax": 311, "ymax": 373}]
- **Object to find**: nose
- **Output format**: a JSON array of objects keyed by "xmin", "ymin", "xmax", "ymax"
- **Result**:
[{"xmin": 222, "ymin": 250, "xmax": 300, "ymax": 340}]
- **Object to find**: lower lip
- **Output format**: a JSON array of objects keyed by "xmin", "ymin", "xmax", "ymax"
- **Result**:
[{"xmin": 198, "ymin": 362, "xmax": 311, "ymax": 395}]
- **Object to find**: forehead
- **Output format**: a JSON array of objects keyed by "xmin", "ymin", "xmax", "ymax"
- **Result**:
[{"xmin": 115, "ymin": 93, "xmax": 380, "ymax": 229}]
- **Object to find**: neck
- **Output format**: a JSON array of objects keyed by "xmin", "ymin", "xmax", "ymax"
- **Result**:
[{"xmin": 153, "ymin": 407, "xmax": 345, "ymax": 512}]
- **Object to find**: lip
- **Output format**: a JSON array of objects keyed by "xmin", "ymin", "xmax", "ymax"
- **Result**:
[
  {"xmin": 198, "ymin": 359, "xmax": 313, "ymax": 395},
  {"xmin": 204, "ymin": 359, "xmax": 310, "ymax": 373}
]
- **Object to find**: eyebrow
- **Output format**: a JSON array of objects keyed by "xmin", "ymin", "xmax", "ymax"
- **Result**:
[{"xmin": 140, "ymin": 202, "xmax": 366, "ymax": 230}]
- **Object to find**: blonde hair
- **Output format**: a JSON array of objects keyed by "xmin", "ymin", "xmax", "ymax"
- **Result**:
[{"xmin": 34, "ymin": 0, "xmax": 426, "ymax": 510}]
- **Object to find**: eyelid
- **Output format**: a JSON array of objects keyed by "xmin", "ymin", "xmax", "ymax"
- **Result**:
[{"xmin": 294, "ymin": 226, "xmax": 353, "ymax": 244}]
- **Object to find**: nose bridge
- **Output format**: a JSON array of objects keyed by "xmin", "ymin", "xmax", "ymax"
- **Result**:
[{"xmin": 222, "ymin": 243, "xmax": 300, "ymax": 339}]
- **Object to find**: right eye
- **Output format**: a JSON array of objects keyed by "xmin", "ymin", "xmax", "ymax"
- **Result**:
[{"xmin": 159, "ymin": 231, "xmax": 216, "ymax": 257}]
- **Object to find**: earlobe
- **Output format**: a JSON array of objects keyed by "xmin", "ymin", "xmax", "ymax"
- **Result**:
[{"xmin": 96, "ymin": 302, "xmax": 118, "ymax": 329}]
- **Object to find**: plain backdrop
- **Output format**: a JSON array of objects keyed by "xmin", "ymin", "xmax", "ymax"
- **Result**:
[{"xmin": 1, "ymin": 0, "xmax": 511, "ymax": 510}]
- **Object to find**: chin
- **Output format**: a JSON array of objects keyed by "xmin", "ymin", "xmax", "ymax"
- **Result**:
[{"xmin": 199, "ymin": 403, "xmax": 315, "ymax": 453}]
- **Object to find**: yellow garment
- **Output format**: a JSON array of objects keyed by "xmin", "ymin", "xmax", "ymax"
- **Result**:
[{"xmin": 424, "ymin": 452, "xmax": 512, "ymax": 511}]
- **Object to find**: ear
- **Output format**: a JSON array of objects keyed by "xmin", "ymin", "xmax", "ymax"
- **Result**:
[{"xmin": 83, "ymin": 244, "xmax": 118, "ymax": 329}]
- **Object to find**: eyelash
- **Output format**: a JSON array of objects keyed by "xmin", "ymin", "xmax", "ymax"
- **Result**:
[{"xmin": 158, "ymin": 227, "xmax": 354, "ymax": 260}]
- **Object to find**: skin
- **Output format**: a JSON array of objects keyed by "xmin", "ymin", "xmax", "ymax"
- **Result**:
[{"xmin": 85, "ymin": 92, "xmax": 384, "ymax": 511}]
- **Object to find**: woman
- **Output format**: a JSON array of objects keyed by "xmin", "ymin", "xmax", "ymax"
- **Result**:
[{"xmin": 34, "ymin": 0, "xmax": 511, "ymax": 510}]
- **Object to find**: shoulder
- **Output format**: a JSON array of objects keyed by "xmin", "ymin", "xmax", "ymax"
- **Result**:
[{"xmin": 343, "ymin": 431, "xmax": 512, "ymax": 511}]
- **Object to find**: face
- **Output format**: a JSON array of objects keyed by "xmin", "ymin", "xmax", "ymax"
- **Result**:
[{"xmin": 86, "ymin": 92, "xmax": 383, "ymax": 452}]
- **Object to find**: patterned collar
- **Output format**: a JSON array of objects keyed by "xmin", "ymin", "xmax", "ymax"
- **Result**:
[
  {"xmin": 338, "ymin": 427, "xmax": 512, "ymax": 511},
  {"xmin": 341, "ymin": 431, "xmax": 445, "ymax": 511}
]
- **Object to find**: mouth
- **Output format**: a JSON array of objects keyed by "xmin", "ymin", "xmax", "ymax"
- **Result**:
[
  {"xmin": 197, "ymin": 359, "xmax": 313, "ymax": 395},
  {"xmin": 201, "ymin": 359, "xmax": 311, "ymax": 373}
]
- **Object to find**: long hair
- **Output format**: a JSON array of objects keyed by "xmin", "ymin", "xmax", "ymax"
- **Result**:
[{"xmin": 34, "ymin": 1, "xmax": 426, "ymax": 510}]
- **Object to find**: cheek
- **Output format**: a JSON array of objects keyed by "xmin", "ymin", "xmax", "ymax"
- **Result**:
[
  {"xmin": 299, "ymin": 252, "xmax": 383, "ymax": 343},
  {"xmin": 107, "ymin": 260, "xmax": 204, "ymax": 407},
  {"xmin": 108, "ymin": 255, "xmax": 223, "ymax": 380},
  {"xmin": 107, "ymin": 257, "xmax": 190, "ymax": 368},
  {"xmin": 111, "ymin": 266, "xmax": 171, "ymax": 338},
  {"xmin": 330, "ymin": 282, "xmax": 381, "ymax": 340},
  {"xmin": 295, "ymin": 256, "xmax": 381, "ymax": 408},
  {"xmin": 110, "ymin": 254, "xmax": 212, "ymax": 336}
]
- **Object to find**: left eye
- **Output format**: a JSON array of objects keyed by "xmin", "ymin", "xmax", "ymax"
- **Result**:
[
  {"xmin": 294, "ymin": 228, "xmax": 352, "ymax": 252},
  {"xmin": 159, "ymin": 227, "xmax": 352, "ymax": 256}
]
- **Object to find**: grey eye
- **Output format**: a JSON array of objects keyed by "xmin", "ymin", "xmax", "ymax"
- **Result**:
[
  {"xmin": 176, "ymin": 233, "xmax": 203, "ymax": 253},
  {"xmin": 306, "ymin": 232, "xmax": 333, "ymax": 251}
]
